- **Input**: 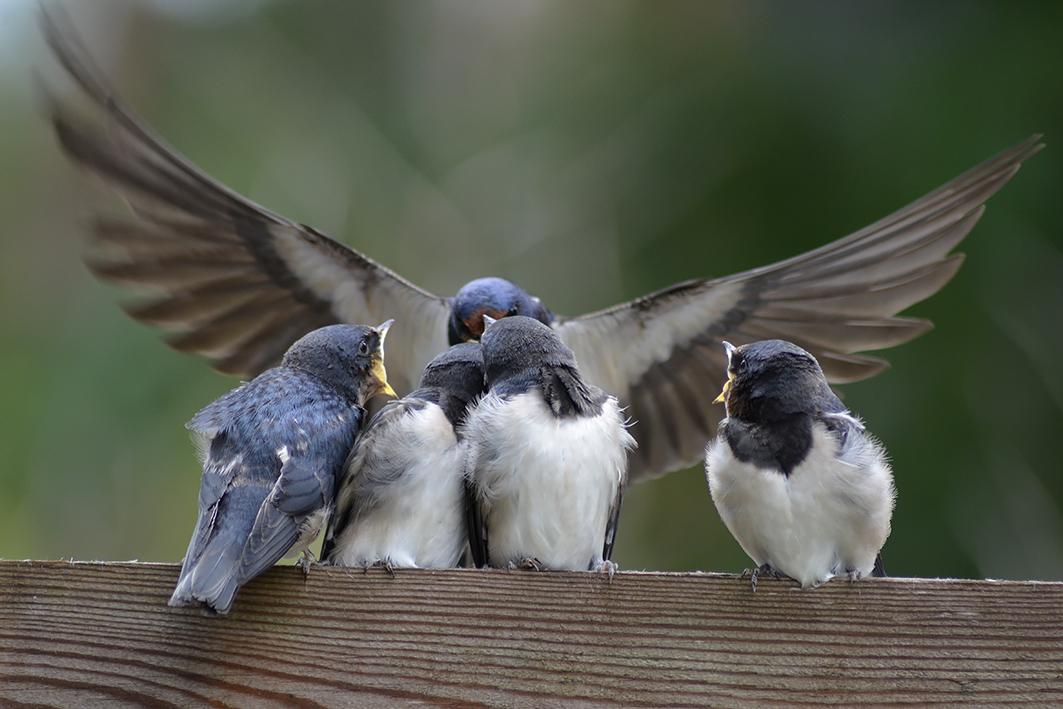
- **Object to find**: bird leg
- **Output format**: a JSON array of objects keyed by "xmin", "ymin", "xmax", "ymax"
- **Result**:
[
  {"xmin": 359, "ymin": 560, "xmax": 397, "ymax": 577},
  {"xmin": 297, "ymin": 549, "xmax": 318, "ymax": 579},
  {"xmin": 592, "ymin": 559, "xmax": 618, "ymax": 581},
  {"xmin": 743, "ymin": 563, "xmax": 788, "ymax": 592}
]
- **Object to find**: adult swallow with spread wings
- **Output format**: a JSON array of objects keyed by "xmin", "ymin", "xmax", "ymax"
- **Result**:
[{"xmin": 43, "ymin": 14, "xmax": 1043, "ymax": 485}]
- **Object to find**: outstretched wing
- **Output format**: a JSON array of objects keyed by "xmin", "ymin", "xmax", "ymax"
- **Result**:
[
  {"xmin": 558, "ymin": 135, "xmax": 1043, "ymax": 483},
  {"xmin": 43, "ymin": 11, "xmax": 448, "ymax": 395}
]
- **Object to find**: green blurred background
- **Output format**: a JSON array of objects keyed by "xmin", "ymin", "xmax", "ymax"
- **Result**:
[{"xmin": 1, "ymin": 0, "xmax": 1060, "ymax": 580}]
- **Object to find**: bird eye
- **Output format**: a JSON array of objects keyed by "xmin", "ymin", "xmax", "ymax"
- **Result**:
[
  {"xmin": 359, "ymin": 340, "xmax": 370, "ymax": 355},
  {"xmin": 507, "ymin": 305, "xmax": 519, "ymax": 316}
]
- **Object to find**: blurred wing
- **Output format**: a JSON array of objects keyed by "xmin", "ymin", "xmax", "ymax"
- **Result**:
[
  {"xmin": 43, "ymin": 12, "xmax": 449, "ymax": 395},
  {"xmin": 558, "ymin": 135, "xmax": 1043, "ymax": 483}
]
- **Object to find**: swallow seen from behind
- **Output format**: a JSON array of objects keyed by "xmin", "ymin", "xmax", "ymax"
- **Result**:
[
  {"xmin": 322, "ymin": 342, "xmax": 485, "ymax": 570},
  {"xmin": 465, "ymin": 316, "xmax": 636, "ymax": 572},
  {"xmin": 170, "ymin": 322, "xmax": 395, "ymax": 614},
  {"xmin": 705, "ymin": 340, "xmax": 895, "ymax": 589}
]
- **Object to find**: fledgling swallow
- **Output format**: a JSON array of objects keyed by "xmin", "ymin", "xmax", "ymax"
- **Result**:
[
  {"xmin": 43, "ymin": 12, "xmax": 1042, "ymax": 485},
  {"xmin": 705, "ymin": 339, "xmax": 895, "ymax": 589},
  {"xmin": 170, "ymin": 322, "xmax": 395, "ymax": 614},
  {"xmin": 321, "ymin": 342, "xmax": 485, "ymax": 570},
  {"xmin": 465, "ymin": 316, "xmax": 636, "ymax": 572}
]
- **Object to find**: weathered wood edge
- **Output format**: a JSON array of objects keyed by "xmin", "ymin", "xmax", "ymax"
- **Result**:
[
  {"xmin": 2, "ymin": 560, "xmax": 1062, "ymax": 708},
  {"xmin": 6, "ymin": 557, "xmax": 1062, "ymax": 583}
]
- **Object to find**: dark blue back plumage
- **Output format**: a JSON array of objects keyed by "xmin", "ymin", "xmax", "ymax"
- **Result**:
[{"xmin": 171, "ymin": 323, "xmax": 392, "ymax": 613}]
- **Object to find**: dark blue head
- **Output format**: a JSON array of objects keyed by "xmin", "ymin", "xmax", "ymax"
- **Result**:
[
  {"xmin": 413, "ymin": 342, "xmax": 486, "ymax": 426},
  {"xmin": 447, "ymin": 277, "xmax": 554, "ymax": 345},
  {"xmin": 478, "ymin": 315, "xmax": 580, "ymax": 389},
  {"xmin": 419, "ymin": 342, "xmax": 485, "ymax": 402},
  {"xmin": 479, "ymin": 315, "xmax": 605, "ymax": 418},
  {"xmin": 281, "ymin": 322, "xmax": 396, "ymax": 406},
  {"xmin": 719, "ymin": 339, "xmax": 843, "ymax": 423}
]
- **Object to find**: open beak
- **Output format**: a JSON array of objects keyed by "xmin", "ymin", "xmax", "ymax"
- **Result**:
[
  {"xmin": 373, "ymin": 320, "xmax": 397, "ymax": 398},
  {"xmin": 714, "ymin": 341, "xmax": 737, "ymax": 404},
  {"xmin": 714, "ymin": 372, "xmax": 734, "ymax": 405}
]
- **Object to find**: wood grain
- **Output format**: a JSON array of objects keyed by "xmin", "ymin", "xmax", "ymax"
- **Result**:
[{"xmin": 1, "ymin": 560, "xmax": 1061, "ymax": 707}]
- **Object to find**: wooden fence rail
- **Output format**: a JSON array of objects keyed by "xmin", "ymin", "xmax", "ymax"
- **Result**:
[{"xmin": 1, "ymin": 560, "xmax": 1061, "ymax": 707}]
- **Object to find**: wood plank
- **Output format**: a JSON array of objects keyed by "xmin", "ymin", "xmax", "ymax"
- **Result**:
[{"xmin": 1, "ymin": 560, "xmax": 1061, "ymax": 707}]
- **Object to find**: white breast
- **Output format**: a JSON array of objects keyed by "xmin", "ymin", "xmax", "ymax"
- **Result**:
[
  {"xmin": 706, "ymin": 423, "xmax": 894, "ymax": 587},
  {"xmin": 466, "ymin": 391, "xmax": 634, "ymax": 570},
  {"xmin": 328, "ymin": 404, "xmax": 467, "ymax": 568}
]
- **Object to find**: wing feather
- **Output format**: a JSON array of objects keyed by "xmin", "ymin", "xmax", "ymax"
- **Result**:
[
  {"xmin": 560, "ymin": 135, "xmax": 1043, "ymax": 482},
  {"xmin": 44, "ymin": 12, "xmax": 1041, "ymax": 486},
  {"xmin": 44, "ymin": 11, "xmax": 448, "ymax": 394}
]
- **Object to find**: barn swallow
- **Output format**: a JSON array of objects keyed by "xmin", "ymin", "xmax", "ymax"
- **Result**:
[
  {"xmin": 706, "ymin": 339, "xmax": 895, "ymax": 589},
  {"xmin": 170, "ymin": 322, "xmax": 394, "ymax": 614},
  {"xmin": 321, "ymin": 342, "xmax": 485, "ymax": 569},
  {"xmin": 43, "ymin": 13, "xmax": 1042, "ymax": 485},
  {"xmin": 464, "ymin": 315, "xmax": 635, "ymax": 572}
]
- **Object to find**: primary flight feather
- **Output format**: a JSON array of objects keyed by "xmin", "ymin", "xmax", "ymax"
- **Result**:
[{"xmin": 43, "ymin": 12, "xmax": 1043, "ymax": 484}]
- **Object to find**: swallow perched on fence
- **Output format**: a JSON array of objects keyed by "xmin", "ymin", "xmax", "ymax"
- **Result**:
[
  {"xmin": 464, "ymin": 316, "xmax": 635, "ymax": 572},
  {"xmin": 170, "ymin": 322, "xmax": 395, "ymax": 614},
  {"xmin": 321, "ymin": 342, "xmax": 485, "ymax": 570},
  {"xmin": 705, "ymin": 339, "xmax": 895, "ymax": 589},
  {"xmin": 43, "ymin": 12, "xmax": 1042, "ymax": 486}
]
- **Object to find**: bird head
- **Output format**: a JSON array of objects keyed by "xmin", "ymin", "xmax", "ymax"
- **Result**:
[
  {"xmin": 283, "ymin": 321, "xmax": 397, "ymax": 406},
  {"xmin": 447, "ymin": 277, "xmax": 554, "ymax": 344},
  {"xmin": 479, "ymin": 315, "xmax": 578, "ymax": 388},
  {"xmin": 715, "ymin": 339, "xmax": 842, "ymax": 423},
  {"xmin": 418, "ymin": 341, "xmax": 486, "ymax": 409}
]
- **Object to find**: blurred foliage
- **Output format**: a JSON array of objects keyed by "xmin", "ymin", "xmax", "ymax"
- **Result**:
[{"xmin": 1, "ymin": 0, "xmax": 1060, "ymax": 580}]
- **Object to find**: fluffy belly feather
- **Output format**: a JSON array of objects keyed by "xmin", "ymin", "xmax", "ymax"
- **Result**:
[
  {"xmin": 469, "ymin": 392, "xmax": 630, "ymax": 570},
  {"xmin": 329, "ymin": 405, "xmax": 467, "ymax": 568},
  {"xmin": 706, "ymin": 424, "xmax": 893, "ymax": 587}
]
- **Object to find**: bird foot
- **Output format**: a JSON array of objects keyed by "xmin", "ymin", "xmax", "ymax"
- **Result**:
[
  {"xmin": 361, "ymin": 560, "xmax": 396, "ymax": 577},
  {"xmin": 743, "ymin": 563, "xmax": 785, "ymax": 593},
  {"xmin": 297, "ymin": 550, "xmax": 318, "ymax": 579},
  {"xmin": 593, "ymin": 559, "xmax": 618, "ymax": 581},
  {"xmin": 509, "ymin": 557, "xmax": 545, "ymax": 571}
]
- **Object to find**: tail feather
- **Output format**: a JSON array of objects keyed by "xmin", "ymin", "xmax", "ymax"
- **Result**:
[
  {"xmin": 169, "ymin": 529, "xmax": 244, "ymax": 614},
  {"xmin": 871, "ymin": 552, "xmax": 886, "ymax": 578}
]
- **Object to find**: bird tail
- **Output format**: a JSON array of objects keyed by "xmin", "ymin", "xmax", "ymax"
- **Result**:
[
  {"xmin": 169, "ymin": 538, "xmax": 242, "ymax": 614},
  {"xmin": 871, "ymin": 552, "xmax": 886, "ymax": 578}
]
